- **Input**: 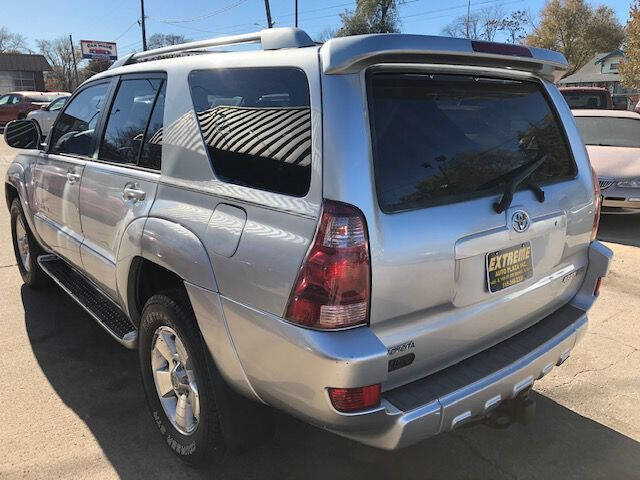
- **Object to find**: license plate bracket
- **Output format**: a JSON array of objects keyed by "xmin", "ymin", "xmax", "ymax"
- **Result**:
[{"xmin": 486, "ymin": 242, "xmax": 533, "ymax": 293}]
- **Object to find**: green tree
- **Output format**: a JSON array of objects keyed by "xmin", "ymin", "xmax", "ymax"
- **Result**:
[
  {"xmin": 620, "ymin": 1, "xmax": 640, "ymax": 89},
  {"xmin": 337, "ymin": 0, "xmax": 402, "ymax": 36},
  {"xmin": 526, "ymin": 0, "xmax": 624, "ymax": 75}
]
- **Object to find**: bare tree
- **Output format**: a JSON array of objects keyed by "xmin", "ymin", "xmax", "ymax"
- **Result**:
[
  {"xmin": 37, "ymin": 37, "xmax": 80, "ymax": 92},
  {"xmin": 0, "ymin": 27, "xmax": 29, "ymax": 53},
  {"xmin": 315, "ymin": 27, "xmax": 338, "ymax": 43},
  {"xmin": 147, "ymin": 33, "xmax": 191, "ymax": 49},
  {"xmin": 441, "ymin": 7, "xmax": 529, "ymax": 43}
]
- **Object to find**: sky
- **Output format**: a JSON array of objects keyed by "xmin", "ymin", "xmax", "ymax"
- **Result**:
[{"xmin": 0, "ymin": 0, "xmax": 634, "ymax": 57}]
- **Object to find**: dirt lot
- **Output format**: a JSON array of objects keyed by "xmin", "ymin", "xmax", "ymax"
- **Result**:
[{"xmin": 0, "ymin": 137, "xmax": 638, "ymax": 479}]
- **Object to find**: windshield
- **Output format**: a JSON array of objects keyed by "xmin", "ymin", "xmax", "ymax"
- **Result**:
[
  {"xmin": 574, "ymin": 116, "xmax": 640, "ymax": 148},
  {"xmin": 561, "ymin": 91, "xmax": 608, "ymax": 109},
  {"xmin": 367, "ymin": 72, "xmax": 577, "ymax": 213}
]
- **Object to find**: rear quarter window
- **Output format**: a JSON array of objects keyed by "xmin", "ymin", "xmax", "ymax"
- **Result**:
[
  {"xmin": 367, "ymin": 72, "xmax": 577, "ymax": 213},
  {"xmin": 188, "ymin": 68, "xmax": 312, "ymax": 197}
]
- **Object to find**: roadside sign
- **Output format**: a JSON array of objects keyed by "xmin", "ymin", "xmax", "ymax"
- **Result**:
[{"xmin": 80, "ymin": 40, "xmax": 118, "ymax": 61}]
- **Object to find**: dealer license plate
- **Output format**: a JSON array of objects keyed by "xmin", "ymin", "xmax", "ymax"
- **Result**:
[{"xmin": 486, "ymin": 242, "xmax": 533, "ymax": 293}]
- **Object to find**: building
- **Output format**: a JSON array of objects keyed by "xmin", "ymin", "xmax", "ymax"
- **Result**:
[
  {"xmin": 0, "ymin": 53, "xmax": 52, "ymax": 95},
  {"xmin": 557, "ymin": 48, "xmax": 639, "ymax": 108}
]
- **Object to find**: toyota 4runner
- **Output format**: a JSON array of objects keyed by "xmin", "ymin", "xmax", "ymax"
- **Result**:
[{"xmin": 4, "ymin": 28, "xmax": 612, "ymax": 466}]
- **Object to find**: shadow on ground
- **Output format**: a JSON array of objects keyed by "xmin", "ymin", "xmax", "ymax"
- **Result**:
[
  {"xmin": 597, "ymin": 214, "xmax": 640, "ymax": 247},
  {"xmin": 21, "ymin": 284, "xmax": 640, "ymax": 480}
]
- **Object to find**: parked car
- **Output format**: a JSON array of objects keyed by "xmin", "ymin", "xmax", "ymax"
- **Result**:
[
  {"xmin": 559, "ymin": 86, "xmax": 613, "ymax": 109},
  {"xmin": 0, "ymin": 91, "xmax": 70, "ymax": 127},
  {"xmin": 4, "ymin": 29, "xmax": 611, "ymax": 467},
  {"xmin": 573, "ymin": 109, "xmax": 640, "ymax": 213},
  {"xmin": 26, "ymin": 95, "xmax": 70, "ymax": 138}
]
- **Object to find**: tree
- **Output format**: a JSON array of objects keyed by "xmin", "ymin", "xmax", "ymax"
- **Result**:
[
  {"xmin": 37, "ymin": 37, "xmax": 80, "ymax": 92},
  {"xmin": 620, "ymin": 1, "xmax": 640, "ymax": 89},
  {"xmin": 80, "ymin": 59, "xmax": 111, "ymax": 81},
  {"xmin": 526, "ymin": 0, "xmax": 624, "ymax": 75},
  {"xmin": 147, "ymin": 33, "xmax": 191, "ymax": 49},
  {"xmin": 337, "ymin": 0, "xmax": 402, "ymax": 36},
  {"xmin": 441, "ymin": 7, "xmax": 529, "ymax": 43},
  {"xmin": 0, "ymin": 27, "xmax": 28, "ymax": 53}
]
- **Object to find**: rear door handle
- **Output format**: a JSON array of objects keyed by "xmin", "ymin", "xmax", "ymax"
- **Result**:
[
  {"xmin": 66, "ymin": 172, "xmax": 80, "ymax": 184},
  {"xmin": 123, "ymin": 185, "xmax": 146, "ymax": 202}
]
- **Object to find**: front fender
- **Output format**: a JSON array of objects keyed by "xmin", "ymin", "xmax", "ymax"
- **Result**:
[{"xmin": 5, "ymin": 161, "xmax": 44, "ymax": 247}]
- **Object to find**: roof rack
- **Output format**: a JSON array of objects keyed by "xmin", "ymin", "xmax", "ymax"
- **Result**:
[{"xmin": 109, "ymin": 27, "xmax": 315, "ymax": 70}]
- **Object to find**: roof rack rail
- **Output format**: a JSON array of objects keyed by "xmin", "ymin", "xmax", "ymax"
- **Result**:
[{"xmin": 109, "ymin": 27, "xmax": 315, "ymax": 70}]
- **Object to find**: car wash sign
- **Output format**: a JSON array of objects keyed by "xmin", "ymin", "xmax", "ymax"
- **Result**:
[{"xmin": 80, "ymin": 40, "xmax": 118, "ymax": 61}]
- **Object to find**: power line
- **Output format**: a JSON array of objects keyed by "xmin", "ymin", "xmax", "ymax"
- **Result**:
[
  {"xmin": 153, "ymin": 0, "xmax": 249, "ymax": 23},
  {"xmin": 113, "ymin": 20, "xmax": 139, "ymax": 42}
]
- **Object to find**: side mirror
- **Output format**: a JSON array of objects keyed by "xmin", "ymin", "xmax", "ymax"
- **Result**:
[{"xmin": 4, "ymin": 119, "xmax": 42, "ymax": 150}]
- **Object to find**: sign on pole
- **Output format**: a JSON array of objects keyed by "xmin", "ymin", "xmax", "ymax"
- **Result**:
[{"xmin": 80, "ymin": 40, "xmax": 118, "ymax": 61}]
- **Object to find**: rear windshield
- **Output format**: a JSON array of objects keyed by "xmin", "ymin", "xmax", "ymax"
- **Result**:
[
  {"xmin": 575, "ymin": 116, "xmax": 640, "ymax": 148},
  {"xmin": 367, "ymin": 73, "xmax": 577, "ymax": 213},
  {"xmin": 561, "ymin": 90, "xmax": 607, "ymax": 109}
]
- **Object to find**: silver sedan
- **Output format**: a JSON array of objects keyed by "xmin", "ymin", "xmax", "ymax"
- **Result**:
[{"xmin": 26, "ymin": 95, "xmax": 69, "ymax": 138}]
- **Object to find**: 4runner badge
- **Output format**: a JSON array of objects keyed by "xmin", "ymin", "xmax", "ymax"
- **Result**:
[{"xmin": 512, "ymin": 210, "xmax": 530, "ymax": 233}]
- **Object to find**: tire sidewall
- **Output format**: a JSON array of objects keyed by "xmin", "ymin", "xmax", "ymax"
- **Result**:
[
  {"xmin": 139, "ymin": 296, "xmax": 222, "ymax": 465},
  {"xmin": 10, "ymin": 200, "xmax": 36, "ymax": 284}
]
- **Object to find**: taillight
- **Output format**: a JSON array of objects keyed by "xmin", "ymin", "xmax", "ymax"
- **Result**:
[
  {"xmin": 591, "ymin": 167, "xmax": 601, "ymax": 241},
  {"xmin": 328, "ymin": 384, "xmax": 381, "ymax": 412},
  {"xmin": 285, "ymin": 200, "xmax": 370, "ymax": 329}
]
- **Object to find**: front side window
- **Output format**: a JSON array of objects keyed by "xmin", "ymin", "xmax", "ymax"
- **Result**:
[
  {"xmin": 100, "ymin": 78, "xmax": 163, "ymax": 165},
  {"xmin": 0, "ymin": 95, "xmax": 9, "ymax": 105},
  {"xmin": 50, "ymin": 82, "xmax": 109, "ymax": 157},
  {"xmin": 188, "ymin": 68, "xmax": 312, "ymax": 197},
  {"xmin": 575, "ymin": 116, "xmax": 640, "ymax": 148},
  {"xmin": 368, "ymin": 72, "xmax": 577, "ymax": 213}
]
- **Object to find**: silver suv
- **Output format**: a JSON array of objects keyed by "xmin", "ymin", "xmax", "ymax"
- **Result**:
[{"xmin": 4, "ymin": 28, "xmax": 612, "ymax": 466}]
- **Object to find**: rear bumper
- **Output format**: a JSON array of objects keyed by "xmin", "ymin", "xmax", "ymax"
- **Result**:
[{"xmin": 218, "ymin": 242, "xmax": 612, "ymax": 449}]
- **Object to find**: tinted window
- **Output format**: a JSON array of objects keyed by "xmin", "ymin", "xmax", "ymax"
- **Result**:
[
  {"xmin": 561, "ymin": 91, "xmax": 607, "ymax": 109},
  {"xmin": 189, "ymin": 68, "xmax": 311, "ymax": 197},
  {"xmin": 138, "ymin": 82, "xmax": 165, "ymax": 171},
  {"xmin": 50, "ymin": 82, "xmax": 109, "ymax": 157},
  {"xmin": 100, "ymin": 78, "xmax": 162, "ymax": 165},
  {"xmin": 368, "ymin": 73, "xmax": 576, "ymax": 213},
  {"xmin": 575, "ymin": 116, "xmax": 640, "ymax": 148}
]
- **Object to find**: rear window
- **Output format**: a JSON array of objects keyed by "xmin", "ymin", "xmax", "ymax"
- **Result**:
[
  {"xmin": 574, "ymin": 115, "xmax": 640, "ymax": 148},
  {"xmin": 367, "ymin": 73, "xmax": 577, "ymax": 213},
  {"xmin": 561, "ymin": 91, "xmax": 607, "ymax": 109},
  {"xmin": 188, "ymin": 68, "xmax": 312, "ymax": 197}
]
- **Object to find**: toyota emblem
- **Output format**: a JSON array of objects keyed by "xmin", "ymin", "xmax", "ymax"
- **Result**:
[{"xmin": 512, "ymin": 210, "xmax": 530, "ymax": 233}]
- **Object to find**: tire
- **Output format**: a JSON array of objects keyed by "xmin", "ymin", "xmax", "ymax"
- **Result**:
[
  {"xmin": 10, "ymin": 198, "xmax": 48, "ymax": 288},
  {"xmin": 139, "ymin": 290, "xmax": 226, "ymax": 467}
]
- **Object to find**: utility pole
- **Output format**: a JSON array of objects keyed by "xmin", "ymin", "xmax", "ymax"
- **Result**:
[
  {"xmin": 295, "ymin": 0, "xmax": 298, "ymax": 28},
  {"xmin": 466, "ymin": 0, "xmax": 471, "ymax": 38},
  {"xmin": 69, "ymin": 34, "xmax": 79, "ymax": 88},
  {"xmin": 264, "ymin": 0, "xmax": 273, "ymax": 28},
  {"xmin": 140, "ymin": 0, "xmax": 148, "ymax": 51}
]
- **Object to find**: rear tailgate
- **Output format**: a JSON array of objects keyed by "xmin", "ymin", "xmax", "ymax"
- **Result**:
[{"xmin": 365, "ymin": 70, "xmax": 597, "ymax": 389}]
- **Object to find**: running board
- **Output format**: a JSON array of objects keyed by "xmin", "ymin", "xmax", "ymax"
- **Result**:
[{"xmin": 37, "ymin": 254, "xmax": 137, "ymax": 349}]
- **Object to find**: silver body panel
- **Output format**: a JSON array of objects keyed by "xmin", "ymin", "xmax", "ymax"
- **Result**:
[{"xmin": 4, "ymin": 31, "xmax": 613, "ymax": 450}]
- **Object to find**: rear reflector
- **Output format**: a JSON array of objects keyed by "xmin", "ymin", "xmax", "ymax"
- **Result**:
[
  {"xmin": 285, "ymin": 200, "xmax": 370, "ymax": 329},
  {"xmin": 471, "ymin": 40, "xmax": 533, "ymax": 58},
  {"xmin": 594, "ymin": 277, "xmax": 603, "ymax": 296},
  {"xmin": 328, "ymin": 384, "xmax": 381, "ymax": 412}
]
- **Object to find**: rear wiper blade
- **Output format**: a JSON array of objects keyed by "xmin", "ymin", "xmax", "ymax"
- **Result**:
[{"xmin": 493, "ymin": 153, "xmax": 549, "ymax": 213}]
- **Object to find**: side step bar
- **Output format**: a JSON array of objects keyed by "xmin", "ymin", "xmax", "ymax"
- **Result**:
[{"xmin": 37, "ymin": 255, "xmax": 137, "ymax": 349}]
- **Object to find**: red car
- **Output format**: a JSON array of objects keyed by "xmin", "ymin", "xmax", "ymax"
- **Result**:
[
  {"xmin": 558, "ymin": 87, "xmax": 614, "ymax": 110},
  {"xmin": 0, "ymin": 91, "xmax": 70, "ymax": 127}
]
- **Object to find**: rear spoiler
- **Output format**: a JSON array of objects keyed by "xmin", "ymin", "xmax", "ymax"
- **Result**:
[{"xmin": 320, "ymin": 34, "xmax": 568, "ymax": 82}]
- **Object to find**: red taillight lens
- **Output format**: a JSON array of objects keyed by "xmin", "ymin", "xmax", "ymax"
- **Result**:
[
  {"xmin": 285, "ymin": 200, "xmax": 370, "ymax": 329},
  {"xmin": 328, "ymin": 384, "xmax": 381, "ymax": 412},
  {"xmin": 591, "ymin": 167, "xmax": 601, "ymax": 241}
]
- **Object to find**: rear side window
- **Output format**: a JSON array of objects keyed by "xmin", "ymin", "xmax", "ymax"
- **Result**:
[
  {"xmin": 188, "ymin": 68, "xmax": 312, "ymax": 197},
  {"xmin": 50, "ymin": 82, "xmax": 109, "ymax": 157},
  {"xmin": 367, "ymin": 73, "xmax": 577, "ymax": 213},
  {"xmin": 100, "ymin": 78, "xmax": 164, "ymax": 166}
]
